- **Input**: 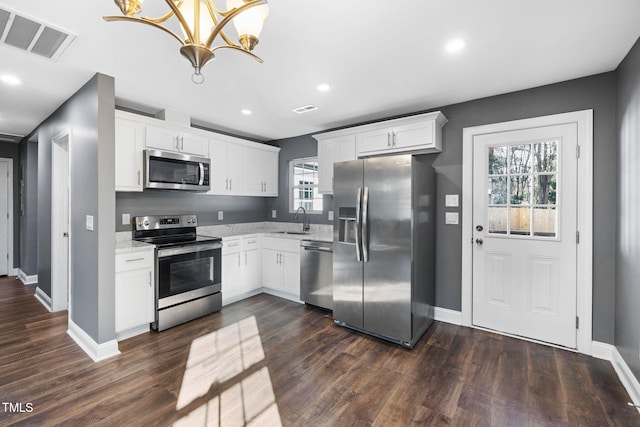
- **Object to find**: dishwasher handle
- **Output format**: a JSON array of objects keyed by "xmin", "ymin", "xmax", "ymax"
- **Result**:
[{"xmin": 303, "ymin": 245, "xmax": 333, "ymax": 253}]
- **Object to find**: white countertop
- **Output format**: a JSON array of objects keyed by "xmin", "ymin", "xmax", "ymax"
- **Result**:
[
  {"xmin": 116, "ymin": 222, "xmax": 334, "ymax": 244},
  {"xmin": 115, "ymin": 240, "xmax": 155, "ymax": 253}
]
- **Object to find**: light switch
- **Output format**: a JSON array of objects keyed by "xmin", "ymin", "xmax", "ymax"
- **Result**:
[
  {"xmin": 218, "ymin": 211, "xmax": 224, "ymax": 221},
  {"xmin": 86, "ymin": 215, "xmax": 94, "ymax": 231},
  {"xmin": 272, "ymin": 210, "xmax": 277, "ymax": 219},
  {"xmin": 445, "ymin": 194, "xmax": 459, "ymax": 207},
  {"xmin": 122, "ymin": 213, "xmax": 130, "ymax": 225},
  {"xmin": 328, "ymin": 210, "xmax": 334, "ymax": 221},
  {"xmin": 445, "ymin": 212, "xmax": 459, "ymax": 225}
]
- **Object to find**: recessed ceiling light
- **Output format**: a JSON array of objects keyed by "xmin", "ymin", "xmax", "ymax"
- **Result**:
[
  {"xmin": 241, "ymin": 109, "xmax": 252, "ymax": 115},
  {"xmin": 317, "ymin": 83, "xmax": 331, "ymax": 92},
  {"xmin": 445, "ymin": 38, "xmax": 466, "ymax": 54},
  {"xmin": 0, "ymin": 74, "xmax": 21, "ymax": 86}
]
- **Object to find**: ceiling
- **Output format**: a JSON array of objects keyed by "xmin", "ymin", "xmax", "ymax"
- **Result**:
[{"xmin": 1, "ymin": 1, "xmax": 639, "ymax": 143}]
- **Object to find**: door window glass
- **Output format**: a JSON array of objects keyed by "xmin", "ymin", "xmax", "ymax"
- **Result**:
[{"xmin": 486, "ymin": 140, "xmax": 559, "ymax": 238}]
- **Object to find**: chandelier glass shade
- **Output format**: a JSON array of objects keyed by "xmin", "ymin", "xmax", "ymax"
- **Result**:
[{"xmin": 104, "ymin": 0, "xmax": 269, "ymax": 83}]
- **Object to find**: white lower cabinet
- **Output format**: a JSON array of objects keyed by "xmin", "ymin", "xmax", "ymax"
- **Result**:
[
  {"xmin": 261, "ymin": 237, "xmax": 300, "ymax": 298},
  {"xmin": 222, "ymin": 235, "xmax": 261, "ymax": 305},
  {"xmin": 115, "ymin": 247, "xmax": 155, "ymax": 339}
]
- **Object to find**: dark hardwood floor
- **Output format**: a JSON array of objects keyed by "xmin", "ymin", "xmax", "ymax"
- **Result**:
[{"xmin": 0, "ymin": 275, "xmax": 638, "ymax": 426}]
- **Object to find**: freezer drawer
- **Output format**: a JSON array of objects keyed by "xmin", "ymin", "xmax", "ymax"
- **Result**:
[{"xmin": 300, "ymin": 240, "xmax": 333, "ymax": 310}]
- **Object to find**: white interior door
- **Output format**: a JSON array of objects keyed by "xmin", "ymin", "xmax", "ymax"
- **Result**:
[
  {"xmin": 472, "ymin": 123, "xmax": 578, "ymax": 348},
  {"xmin": 52, "ymin": 134, "xmax": 70, "ymax": 311},
  {"xmin": 0, "ymin": 160, "xmax": 8, "ymax": 276}
]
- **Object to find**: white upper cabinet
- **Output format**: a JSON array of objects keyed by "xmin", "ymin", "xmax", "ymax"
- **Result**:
[
  {"xmin": 315, "ymin": 135, "xmax": 356, "ymax": 194},
  {"xmin": 146, "ymin": 124, "xmax": 209, "ymax": 157},
  {"xmin": 356, "ymin": 111, "xmax": 447, "ymax": 156},
  {"xmin": 115, "ymin": 113, "xmax": 145, "ymax": 192},
  {"xmin": 114, "ymin": 110, "xmax": 279, "ymax": 196},
  {"xmin": 205, "ymin": 136, "xmax": 279, "ymax": 197},
  {"xmin": 245, "ymin": 145, "xmax": 279, "ymax": 196}
]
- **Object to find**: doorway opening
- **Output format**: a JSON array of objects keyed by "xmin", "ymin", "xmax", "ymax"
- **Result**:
[{"xmin": 51, "ymin": 130, "xmax": 71, "ymax": 312}]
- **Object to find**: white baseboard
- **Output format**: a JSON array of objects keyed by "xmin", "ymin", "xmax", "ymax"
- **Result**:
[
  {"xmin": 116, "ymin": 324, "xmax": 150, "ymax": 342},
  {"xmin": 261, "ymin": 287, "xmax": 303, "ymax": 304},
  {"xmin": 592, "ymin": 341, "xmax": 640, "ymax": 413},
  {"xmin": 67, "ymin": 319, "xmax": 120, "ymax": 363},
  {"xmin": 34, "ymin": 287, "xmax": 52, "ymax": 312},
  {"xmin": 222, "ymin": 289, "xmax": 263, "ymax": 307},
  {"xmin": 434, "ymin": 306, "xmax": 462, "ymax": 325},
  {"xmin": 17, "ymin": 269, "xmax": 38, "ymax": 286}
]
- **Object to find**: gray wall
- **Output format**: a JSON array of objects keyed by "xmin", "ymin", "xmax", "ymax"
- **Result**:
[
  {"xmin": 615, "ymin": 37, "xmax": 640, "ymax": 381},
  {"xmin": 0, "ymin": 141, "xmax": 20, "ymax": 268},
  {"xmin": 116, "ymin": 192, "xmax": 271, "ymax": 232},
  {"xmin": 269, "ymin": 134, "xmax": 333, "ymax": 226},
  {"xmin": 34, "ymin": 73, "xmax": 116, "ymax": 344},
  {"xmin": 271, "ymin": 72, "xmax": 617, "ymax": 344},
  {"xmin": 18, "ymin": 140, "xmax": 37, "ymax": 275}
]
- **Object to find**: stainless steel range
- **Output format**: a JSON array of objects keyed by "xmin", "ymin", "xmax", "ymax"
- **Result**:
[{"xmin": 133, "ymin": 214, "xmax": 222, "ymax": 331}]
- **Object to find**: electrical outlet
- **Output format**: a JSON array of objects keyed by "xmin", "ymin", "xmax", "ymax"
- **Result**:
[
  {"xmin": 445, "ymin": 194, "xmax": 459, "ymax": 207},
  {"xmin": 86, "ymin": 215, "xmax": 94, "ymax": 231},
  {"xmin": 328, "ymin": 210, "xmax": 334, "ymax": 221},
  {"xmin": 218, "ymin": 211, "xmax": 223, "ymax": 221},
  {"xmin": 122, "ymin": 213, "xmax": 130, "ymax": 225},
  {"xmin": 272, "ymin": 210, "xmax": 277, "ymax": 219}
]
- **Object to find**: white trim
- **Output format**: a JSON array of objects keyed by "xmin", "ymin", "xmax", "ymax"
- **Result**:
[
  {"xmin": 461, "ymin": 110, "xmax": 594, "ymax": 355},
  {"xmin": 261, "ymin": 287, "xmax": 304, "ymax": 304},
  {"xmin": 34, "ymin": 286, "xmax": 52, "ymax": 312},
  {"xmin": 434, "ymin": 307, "xmax": 462, "ymax": 325},
  {"xmin": 116, "ymin": 324, "xmax": 150, "ymax": 342},
  {"xmin": 17, "ymin": 268, "xmax": 38, "ymax": 285},
  {"xmin": 51, "ymin": 129, "xmax": 71, "ymax": 313},
  {"xmin": 67, "ymin": 319, "xmax": 120, "ymax": 363},
  {"xmin": 0, "ymin": 157, "xmax": 13, "ymax": 277},
  {"xmin": 222, "ymin": 289, "xmax": 263, "ymax": 307},
  {"xmin": 591, "ymin": 341, "xmax": 640, "ymax": 413}
]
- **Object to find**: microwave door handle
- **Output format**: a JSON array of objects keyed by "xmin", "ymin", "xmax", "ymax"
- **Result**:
[{"xmin": 198, "ymin": 163, "xmax": 204, "ymax": 186}]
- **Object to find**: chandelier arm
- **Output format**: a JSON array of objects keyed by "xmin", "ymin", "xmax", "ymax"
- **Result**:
[
  {"xmin": 163, "ymin": 0, "xmax": 195, "ymax": 44},
  {"xmin": 204, "ymin": 0, "xmax": 268, "ymax": 49},
  {"xmin": 103, "ymin": 15, "xmax": 187, "ymax": 46},
  {"xmin": 138, "ymin": 1, "xmax": 183, "ymax": 24},
  {"xmin": 210, "ymin": 45, "xmax": 264, "ymax": 63},
  {"xmin": 203, "ymin": 0, "xmax": 237, "ymax": 47}
]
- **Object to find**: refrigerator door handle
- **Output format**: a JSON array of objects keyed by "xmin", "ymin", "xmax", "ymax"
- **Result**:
[
  {"xmin": 362, "ymin": 186, "xmax": 370, "ymax": 262},
  {"xmin": 355, "ymin": 186, "xmax": 363, "ymax": 262}
]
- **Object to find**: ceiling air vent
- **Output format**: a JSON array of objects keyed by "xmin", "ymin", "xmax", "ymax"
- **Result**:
[
  {"xmin": 0, "ymin": 6, "xmax": 76, "ymax": 60},
  {"xmin": 292, "ymin": 105, "xmax": 318, "ymax": 114}
]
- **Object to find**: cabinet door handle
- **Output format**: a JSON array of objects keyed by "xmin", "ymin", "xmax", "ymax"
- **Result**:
[
  {"xmin": 229, "ymin": 179, "xmax": 232, "ymax": 190},
  {"xmin": 181, "ymin": 136, "xmax": 184, "ymax": 151},
  {"xmin": 237, "ymin": 254, "xmax": 241, "ymax": 266},
  {"xmin": 227, "ymin": 242, "xmax": 239, "ymax": 247},
  {"xmin": 392, "ymin": 131, "xmax": 397, "ymax": 147},
  {"xmin": 137, "ymin": 170, "xmax": 141, "ymax": 185},
  {"xmin": 225, "ymin": 178, "xmax": 228, "ymax": 190},
  {"xmin": 175, "ymin": 136, "xmax": 180, "ymax": 151},
  {"xmin": 276, "ymin": 253, "xmax": 280, "ymax": 264},
  {"xmin": 149, "ymin": 271, "xmax": 152, "ymax": 287},
  {"xmin": 387, "ymin": 132, "xmax": 391, "ymax": 147},
  {"xmin": 244, "ymin": 252, "xmax": 247, "ymax": 265},
  {"xmin": 126, "ymin": 257, "xmax": 145, "ymax": 263}
]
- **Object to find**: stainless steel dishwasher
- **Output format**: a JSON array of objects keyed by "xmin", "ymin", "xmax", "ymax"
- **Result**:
[{"xmin": 300, "ymin": 240, "xmax": 333, "ymax": 310}]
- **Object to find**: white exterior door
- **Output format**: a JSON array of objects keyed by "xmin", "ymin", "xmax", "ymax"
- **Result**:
[
  {"xmin": 0, "ymin": 160, "xmax": 8, "ymax": 275},
  {"xmin": 472, "ymin": 123, "xmax": 578, "ymax": 348}
]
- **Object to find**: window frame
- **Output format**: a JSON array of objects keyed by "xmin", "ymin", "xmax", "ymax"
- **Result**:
[{"xmin": 288, "ymin": 157, "xmax": 323, "ymax": 214}]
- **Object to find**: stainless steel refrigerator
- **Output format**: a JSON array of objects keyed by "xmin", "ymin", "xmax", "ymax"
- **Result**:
[{"xmin": 333, "ymin": 154, "xmax": 436, "ymax": 348}]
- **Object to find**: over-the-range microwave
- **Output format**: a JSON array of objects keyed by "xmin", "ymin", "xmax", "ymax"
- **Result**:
[{"xmin": 144, "ymin": 149, "xmax": 210, "ymax": 191}]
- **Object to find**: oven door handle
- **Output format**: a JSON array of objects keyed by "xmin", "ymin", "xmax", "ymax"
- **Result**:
[{"xmin": 157, "ymin": 242, "xmax": 222, "ymax": 258}]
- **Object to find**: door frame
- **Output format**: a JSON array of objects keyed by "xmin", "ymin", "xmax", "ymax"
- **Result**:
[
  {"xmin": 461, "ymin": 110, "xmax": 593, "ymax": 355},
  {"xmin": 51, "ymin": 129, "xmax": 71, "ymax": 312},
  {"xmin": 0, "ymin": 157, "xmax": 13, "ymax": 276}
]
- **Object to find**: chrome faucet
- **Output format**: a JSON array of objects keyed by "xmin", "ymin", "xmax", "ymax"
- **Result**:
[{"xmin": 295, "ymin": 206, "xmax": 310, "ymax": 232}]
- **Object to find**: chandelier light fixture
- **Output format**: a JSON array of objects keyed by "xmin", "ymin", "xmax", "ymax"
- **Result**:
[{"xmin": 104, "ymin": 0, "xmax": 269, "ymax": 83}]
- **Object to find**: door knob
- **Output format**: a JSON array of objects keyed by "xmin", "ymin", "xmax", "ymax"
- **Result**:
[{"xmin": 475, "ymin": 238, "xmax": 483, "ymax": 245}]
